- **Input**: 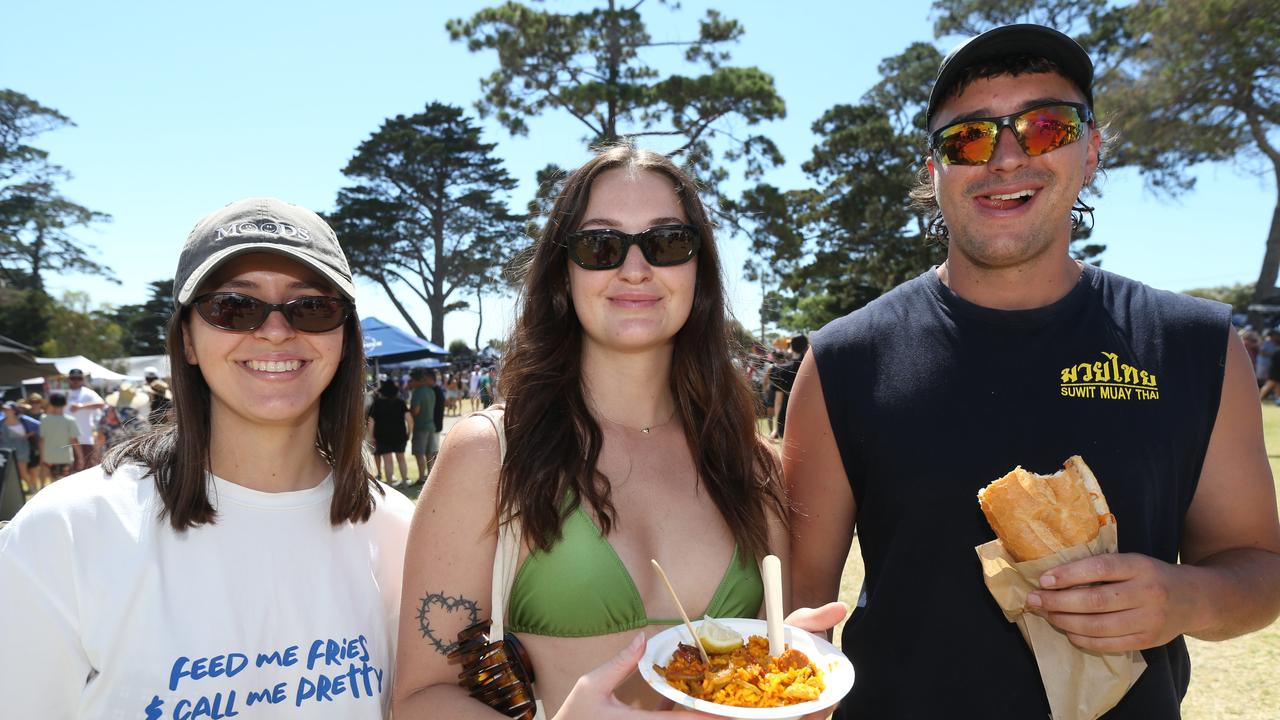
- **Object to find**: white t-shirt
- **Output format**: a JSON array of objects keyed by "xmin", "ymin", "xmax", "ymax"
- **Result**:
[
  {"xmin": 65, "ymin": 385, "xmax": 104, "ymax": 443},
  {"xmin": 0, "ymin": 462, "xmax": 415, "ymax": 719}
]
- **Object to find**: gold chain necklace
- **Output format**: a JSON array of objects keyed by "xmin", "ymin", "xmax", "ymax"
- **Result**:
[{"xmin": 595, "ymin": 405, "xmax": 678, "ymax": 435}]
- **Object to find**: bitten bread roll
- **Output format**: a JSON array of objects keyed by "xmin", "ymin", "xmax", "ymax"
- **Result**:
[{"xmin": 977, "ymin": 455, "xmax": 1112, "ymax": 562}]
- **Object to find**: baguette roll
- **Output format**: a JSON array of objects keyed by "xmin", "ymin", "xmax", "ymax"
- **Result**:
[{"xmin": 977, "ymin": 455, "xmax": 1111, "ymax": 563}]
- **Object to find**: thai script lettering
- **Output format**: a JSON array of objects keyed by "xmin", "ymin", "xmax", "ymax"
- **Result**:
[{"xmin": 1059, "ymin": 351, "xmax": 1160, "ymax": 400}]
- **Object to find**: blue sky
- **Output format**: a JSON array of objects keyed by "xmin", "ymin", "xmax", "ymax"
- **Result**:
[{"xmin": 4, "ymin": 1, "xmax": 1275, "ymax": 348}]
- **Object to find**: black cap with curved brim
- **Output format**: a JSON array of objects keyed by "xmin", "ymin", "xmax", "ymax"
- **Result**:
[
  {"xmin": 173, "ymin": 197, "xmax": 356, "ymax": 308},
  {"xmin": 927, "ymin": 24, "xmax": 1094, "ymax": 129}
]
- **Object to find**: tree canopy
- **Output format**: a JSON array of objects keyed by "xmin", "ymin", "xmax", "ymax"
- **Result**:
[
  {"xmin": 37, "ymin": 290, "xmax": 125, "ymax": 361},
  {"xmin": 110, "ymin": 279, "xmax": 174, "ymax": 356},
  {"xmin": 733, "ymin": 43, "xmax": 947, "ymax": 332},
  {"xmin": 0, "ymin": 90, "xmax": 112, "ymax": 295},
  {"xmin": 1184, "ymin": 282, "xmax": 1254, "ymax": 316},
  {"xmin": 448, "ymin": 1, "xmax": 786, "ymax": 191},
  {"xmin": 331, "ymin": 103, "xmax": 523, "ymax": 347},
  {"xmin": 1107, "ymin": 0, "xmax": 1280, "ymax": 312}
]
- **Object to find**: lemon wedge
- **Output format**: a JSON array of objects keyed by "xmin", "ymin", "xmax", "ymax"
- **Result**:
[{"xmin": 697, "ymin": 617, "xmax": 744, "ymax": 654}]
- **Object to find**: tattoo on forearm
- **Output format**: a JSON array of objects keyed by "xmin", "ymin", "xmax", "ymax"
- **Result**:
[{"xmin": 417, "ymin": 591, "xmax": 482, "ymax": 656}]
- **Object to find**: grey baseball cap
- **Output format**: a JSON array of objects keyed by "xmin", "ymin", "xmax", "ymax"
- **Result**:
[
  {"xmin": 173, "ymin": 197, "xmax": 356, "ymax": 307},
  {"xmin": 927, "ymin": 24, "xmax": 1094, "ymax": 128}
]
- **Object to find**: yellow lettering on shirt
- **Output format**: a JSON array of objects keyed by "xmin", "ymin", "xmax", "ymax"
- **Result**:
[{"xmin": 1059, "ymin": 351, "xmax": 1159, "ymax": 401}]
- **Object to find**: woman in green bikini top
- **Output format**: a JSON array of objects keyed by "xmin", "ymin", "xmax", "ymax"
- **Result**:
[{"xmin": 393, "ymin": 146, "xmax": 803, "ymax": 719}]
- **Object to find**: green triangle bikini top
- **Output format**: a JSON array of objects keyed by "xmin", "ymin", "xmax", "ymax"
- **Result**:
[{"xmin": 504, "ymin": 505, "xmax": 763, "ymax": 637}]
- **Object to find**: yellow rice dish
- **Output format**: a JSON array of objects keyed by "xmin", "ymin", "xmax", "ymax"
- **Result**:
[{"xmin": 652, "ymin": 635, "xmax": 825, "ymax": 707}]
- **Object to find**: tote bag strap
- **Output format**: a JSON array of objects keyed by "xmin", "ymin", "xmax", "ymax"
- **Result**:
[
  {"xmin": 471, "ymin": 407, "xmax": 546, "ymax": 719},
  {"xmin": 470, "ymin": 407, "xmax": 519, "ymax": 639}
]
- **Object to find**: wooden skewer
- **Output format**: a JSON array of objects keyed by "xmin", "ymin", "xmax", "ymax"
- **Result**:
[{"xmin": 650, "ymin": 558, "xmax": 711, "ymax": 665}]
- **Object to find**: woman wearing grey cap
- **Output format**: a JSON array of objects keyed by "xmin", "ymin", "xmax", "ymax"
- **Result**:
[{"xmin": 0, "ymin": 197, "xmax": 414, "ymax": 718}]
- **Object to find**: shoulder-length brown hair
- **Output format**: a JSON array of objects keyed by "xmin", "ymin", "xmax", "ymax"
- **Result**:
[
  {"xmin": 103, "ymin": 304, "xmax": 380, "ymax": 531},
  {"xmin": 498, "ymin": 145, "xmax": 785, "ymax": 563}
]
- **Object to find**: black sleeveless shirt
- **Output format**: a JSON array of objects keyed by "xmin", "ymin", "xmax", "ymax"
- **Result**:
[{"xmin": 810, "ymin": 264, "xmax": 1229, "ymax": 719}]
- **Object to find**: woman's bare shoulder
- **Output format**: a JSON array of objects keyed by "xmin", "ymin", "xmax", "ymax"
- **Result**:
[{"xmin": 412, "ymin": 414, "xmax": 503, "ymax": 520}]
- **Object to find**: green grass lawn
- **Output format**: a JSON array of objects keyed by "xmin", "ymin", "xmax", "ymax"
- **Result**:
[
  {"xmin": 830, "ymin": 405, "xmax": 1280, "ymax": 719},
  {"xmin": 1178, "ymin": 405, "xmax": 1280, "ymax": 718}
]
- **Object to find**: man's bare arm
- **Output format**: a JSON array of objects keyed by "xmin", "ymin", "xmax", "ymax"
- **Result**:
[
  {"xmin": 784, "ymin": 352, "xmax": 857, "ymax": 614},
  {"xmin": 1032, "ymin": 328, "xmax": 1280, "ymax": 651}
]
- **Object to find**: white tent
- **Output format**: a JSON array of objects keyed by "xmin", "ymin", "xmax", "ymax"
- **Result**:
[
  {"xmin": 27, "ymin": 355, "xmax": 140, "ymax": 384},
  {"xmin": 102, "ymin": 354, "xmax": 171, "ymax": 380}
]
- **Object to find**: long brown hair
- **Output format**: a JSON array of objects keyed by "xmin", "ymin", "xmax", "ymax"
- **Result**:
[
  {"xmin": 498, "ymin": 145, "xmax": 785, "ymax": 562},
  {"xmin": 103, "ymin": 304, "xmax": 380, "ymax": 531}
]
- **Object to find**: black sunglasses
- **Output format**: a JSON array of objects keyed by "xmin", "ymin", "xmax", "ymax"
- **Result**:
[
  {"xmin": 191, "ymin": 292, "xmax": 353, "ymax": 333},
  {"xmin": 929, "ymin": 102, "xmax": 1093, "ymax": 166},
  {"xmin": 566, "ymin": 224, "xmax": 701, "ymax": 270}
]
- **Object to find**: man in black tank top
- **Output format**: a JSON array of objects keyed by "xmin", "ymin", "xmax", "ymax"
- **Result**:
[{"xmin": 785, "ymin": 24, "xmax": 1280, "ymax": 719}]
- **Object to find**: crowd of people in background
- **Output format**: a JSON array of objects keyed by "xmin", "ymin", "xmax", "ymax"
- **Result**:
[
  {"xmin": 741, "ymin": 335, "xmax": 809, "ymax": 439},
  {"xmin": 1239, "ymin": 327, "xmax": 1280, "ymax": 404},
  {"xmin": 4, "ymin": 358, "xmax": 530, "ymax": 501},
  {"xmin": 362, "ymin": 341, "xmax": 821, "ymax": 471},
  {"xmin": 0, "ymin": 366, "xmax": 173, "ymax": 497},
  {"xmin": 362, "ymin": 363, "xmax": 500, "ymax": 487},
  {"xmin": 7, "ymin": 341, "xmax": 805, "ymax": 503},
  {"xmin": 374, "ymin": 364, "xmax": 498, "ymax": 417}
]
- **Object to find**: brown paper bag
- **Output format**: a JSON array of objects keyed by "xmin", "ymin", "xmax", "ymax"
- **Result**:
[{"xmin": 975, "ymin": 521, "xmax": 1146, "ymax": 720}]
